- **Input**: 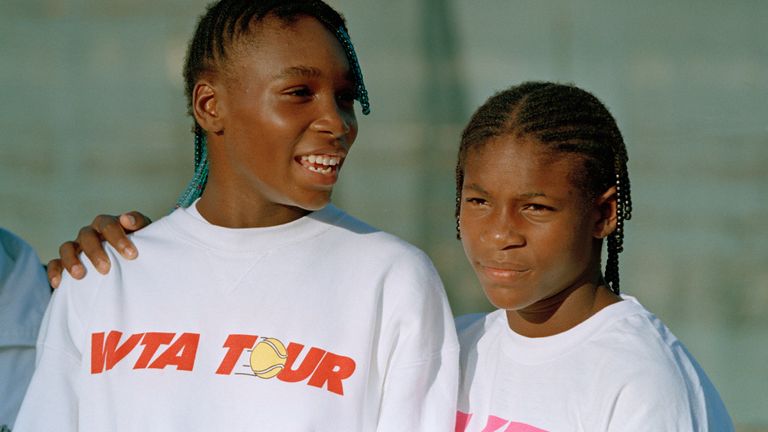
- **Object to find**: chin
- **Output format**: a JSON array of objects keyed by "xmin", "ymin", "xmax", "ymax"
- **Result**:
[
  {"xmin": 292, "ymin": 193, "xmax": 332, "ymax": 212},
  {"xmin": 483, "ymin": 286, "xmax": 532, "ymax": 312}
]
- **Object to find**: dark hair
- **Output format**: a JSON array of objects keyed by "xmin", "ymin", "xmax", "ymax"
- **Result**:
[
  {"xmin": 455, "ymin": 81, "xmax": 632, "ymax": 293},
  {"xmin": 176, "ymin": 0, "xmax": 370, "ymax": 208}
]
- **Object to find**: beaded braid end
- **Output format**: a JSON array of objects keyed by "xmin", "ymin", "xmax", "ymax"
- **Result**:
[
  {"xmin": 175, "ymin": 127, "xmax": 210, "ymax": 209},
  {"xmin": 333, "ymin": 26, "xmax": 370, "ymax": 115}
]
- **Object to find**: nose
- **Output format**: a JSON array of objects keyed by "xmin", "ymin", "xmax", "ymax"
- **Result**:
[
  {"xmin": 311, "ymin": 97, "xmax": 357, "ymax": 148},
  {"xmin": 482, "ymin": 208, "xmax": 525, "ymax": 250}
]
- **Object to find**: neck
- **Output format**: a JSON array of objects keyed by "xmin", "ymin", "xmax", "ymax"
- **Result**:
[
  {"xmin": 195, "ymin": 181, "xmax": 310, "ymax": 228},
  {"xmin": 506, "ymin": 277, "xmax": 621, "ymax": 338}
]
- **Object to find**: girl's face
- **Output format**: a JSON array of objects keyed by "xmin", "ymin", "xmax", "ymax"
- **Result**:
[
  {"xmin": 202, "ymin": 15, "xmax": 358, "ymax": 220},
  {"xmin": 459, "ymin": 134, "xmax": 606, "ymax": 316}
]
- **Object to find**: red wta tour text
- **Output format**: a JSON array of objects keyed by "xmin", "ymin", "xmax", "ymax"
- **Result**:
[{"xmin": 90, "ymin": 331, "xmax": 357, "ymax": 396}]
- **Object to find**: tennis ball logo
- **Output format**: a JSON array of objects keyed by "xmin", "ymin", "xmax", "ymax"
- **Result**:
[{"xmin": 249, "ymin": 337, "xmax": 288, "ymax": 379}]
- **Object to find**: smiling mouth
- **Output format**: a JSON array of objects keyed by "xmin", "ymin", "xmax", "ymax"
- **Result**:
[{"xmin": 298, "ymin": 154, "xmax": 342, "ymax": 176}]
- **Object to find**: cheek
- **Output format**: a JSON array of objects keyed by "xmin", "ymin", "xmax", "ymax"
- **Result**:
[
  {"xmin": 346, "ymin": 122, "xmax": 359, "ymax": 147},
  {"xmin": 458, "ymin": 214, "xmax": 484, "ymax": 260},
  {"xmin": 538, "ymin": 221, "xmax": 595, "ymax": 277}
]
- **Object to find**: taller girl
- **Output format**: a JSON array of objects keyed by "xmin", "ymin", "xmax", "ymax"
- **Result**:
[
  {"xmin": 455, "ymin": 82, "xmax": 732, "ymax": 431},
  {"xmin": 14, "ymin": 1, "xmax": 458, "ymax": 430}
]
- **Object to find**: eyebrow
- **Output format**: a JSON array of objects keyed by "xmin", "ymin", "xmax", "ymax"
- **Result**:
[
  {"xmin": 463, "ymin": 183, "xmax": 489, "ymax": 195},
  {"xmin": 273, "ymin": 66, "xmax": 355, "ymax": 83},
  {"xmin": 519, "ymin": 192, "xmax": 546, "ymax": 198},
  {"xmin": 273, "ymin": 66, "xmax": 322, "ymax": 80},
  {"xmin": 462, "ymin": 183, "xmax": 548, "ymax": 199}
]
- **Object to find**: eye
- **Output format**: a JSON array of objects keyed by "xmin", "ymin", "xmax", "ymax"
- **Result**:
[
  {"xmin": 464, "ymin": 197, "xmax": 488, "ymax": 206},
  {"xmin": 285, "ymin": 86, "xmax": 314, "ymax": 98},
  {"xmin": 522, "ymin": 203, "xmax": 554, "ymax": 213}
]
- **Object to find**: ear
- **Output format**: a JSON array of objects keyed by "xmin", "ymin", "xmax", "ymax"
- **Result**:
[
  {"xmin": 192, "ymin": 80, "xmax": 224, "ymax": 135},
  {"xmin": 593, "ymin": 185, "xmax": 618, "ymax": 239}
]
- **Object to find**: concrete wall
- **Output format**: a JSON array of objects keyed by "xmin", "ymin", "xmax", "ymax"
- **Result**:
[{"xmin": 2, "ymin": 0, "xmax": 766, "ymax": 428}]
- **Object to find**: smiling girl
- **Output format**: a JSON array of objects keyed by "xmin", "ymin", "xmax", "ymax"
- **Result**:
[
  {"xmin": 454, "ymin": 82, "xmax": 732, "ymax": 431},
  {"xmin": 14, "ymin": 1, "xmax": 458, "ymax": 430}
]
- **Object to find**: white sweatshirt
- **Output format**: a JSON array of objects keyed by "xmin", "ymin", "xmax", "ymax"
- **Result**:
[
  {"xmin": 456, "ymin": 296, "xmax": 733, "ymax": 432},
  {"xmin": 15, "ymin": 204, "xmax": 459, "ymax": 431}
]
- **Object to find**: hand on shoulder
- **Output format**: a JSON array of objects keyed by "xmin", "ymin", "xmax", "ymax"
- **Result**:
[{"xmin": 47, "ymin": 211, "xmax": 152, "ymax": 288}]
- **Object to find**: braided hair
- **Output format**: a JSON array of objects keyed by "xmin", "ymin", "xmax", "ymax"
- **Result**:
[
  {"xmin": 176, "ymin": 0, "xmax": 370, "ymax": 208},
  {"xmin": 455, "ymin": 82, "xmax": 632, "ymax": 294}
]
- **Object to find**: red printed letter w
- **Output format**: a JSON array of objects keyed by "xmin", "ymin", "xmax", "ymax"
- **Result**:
[{"xmin": 91, "ymin": 331, "xmax": 144, "ymax": 374}]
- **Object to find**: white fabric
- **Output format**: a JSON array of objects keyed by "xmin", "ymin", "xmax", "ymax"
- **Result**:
[
  {"xmin": 0, "ymin": 228, "xmax": 50, "ymax": 430},
  {"xmin": 15, "ymin": 204, "xmax": 459, "ymax": 431},
  {"xmin": 456, "ymin": 296, "xmax": 733, "ymax": 432}
]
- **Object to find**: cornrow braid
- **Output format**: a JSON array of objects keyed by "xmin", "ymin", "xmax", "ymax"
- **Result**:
[
  {"xmin": 175, "ymin": 0, "xmax": 370, "ymax": 208},
  {"xmin": 456, "ymin": 82, "xmax": 632, "ymax": 293}
]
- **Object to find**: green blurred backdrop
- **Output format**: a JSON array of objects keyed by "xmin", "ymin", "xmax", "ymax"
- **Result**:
[{"xmin": 1, "ymin": 0, "xmax": 766, "ymax": 429}]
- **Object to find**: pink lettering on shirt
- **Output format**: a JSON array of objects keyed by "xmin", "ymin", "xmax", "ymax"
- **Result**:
[{"xmin": 455, "ymin": 411, "xmax": 548, "ymax": 432}]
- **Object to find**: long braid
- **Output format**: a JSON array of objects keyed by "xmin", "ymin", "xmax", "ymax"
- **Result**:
[
  {"xmin": 456, "ymin": 82, "xmax": 632, "ymax": 293},
  {"xmin": 175, "ymin": 0, "xmax": 370, "ymax": 208}
]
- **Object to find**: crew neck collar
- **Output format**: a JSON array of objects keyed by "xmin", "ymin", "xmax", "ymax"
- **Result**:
[
  {"xmin": 498, "ymin": 296, "xmax": 644, "ymax": 364},
  {"xmin": 162, "ymin": 200, "xmax": 345, "ymax": 254}
]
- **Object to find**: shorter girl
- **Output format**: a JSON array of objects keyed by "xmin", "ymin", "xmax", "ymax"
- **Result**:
[{"xmin": 454, "ymin": 82, "xmax": 732, "ymax": 431}]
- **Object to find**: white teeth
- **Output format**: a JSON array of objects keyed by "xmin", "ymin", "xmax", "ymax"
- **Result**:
[
  {"xmin": 300, "ymin": 154, "xmax": 341, "ymax": 167},
  {"xmin": 308, "ymin": 166, "xmax": 333, "ymax": 174}
]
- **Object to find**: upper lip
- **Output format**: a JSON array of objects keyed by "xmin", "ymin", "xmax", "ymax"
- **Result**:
[{"xmin": 478, "ymin": 261, "xmax": 529, "ymax": 272}]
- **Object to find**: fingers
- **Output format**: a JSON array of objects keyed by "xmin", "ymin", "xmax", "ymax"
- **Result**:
[
  {"xmin": 91, "ymin": 213, "xmax": 139, "ymax": 261},
  {"xmin": 50, "ymin": 210, "xmax": 148, "ymax": 285},
  {"xmin": 111, "ymin": 211, "xmax": 151, "ymax": 259},
  {"xmin": 47, "ymin": 259, "xmax": 64, "ymax": 289},
  {"xmin": 119, "ymin": 211, "xmax": 152, "ymax": 232},
  {"xmin": 77, "ymin": 225, "xmax": 112, "ymax": 274},
  {"xmin": 58, "ymin": 240, "xmax": 86, "ymax": 281}
]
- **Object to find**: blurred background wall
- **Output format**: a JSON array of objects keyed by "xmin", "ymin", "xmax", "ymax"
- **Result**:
[{"xmin": 1, "ymin": 0, "xmax": 766, "ymax": 429}]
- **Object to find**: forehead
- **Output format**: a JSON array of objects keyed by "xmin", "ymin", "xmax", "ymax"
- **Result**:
[
  {"xmin": 226, "ymin": 15, "xmax": 350, "ymax": 79},
  {"xmin": 463, "ymin": 134, "xmax": 582, "ymax": 193}
]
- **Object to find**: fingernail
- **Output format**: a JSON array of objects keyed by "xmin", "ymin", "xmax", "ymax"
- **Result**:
[
  {"xmin": 124, "ymin": 214, "xmax": 136, "ymax": 225},
  {"xmin": 51, "ymin": 277, "xmax": 60, "ymax": 288},
  {"xmin": 96, "ymin": 260, "xmax": 109, "ymax": 274},
  {"xmin": 72, "ymin": 265, "xmax": 84, "ymax": 278},
  {"xmin": 117, "ymin": 240, "xmax": 132, "ymax": 257},
  {"xmin": 123, "ymin": 247, "xmax": 136, "ymax": 259}
]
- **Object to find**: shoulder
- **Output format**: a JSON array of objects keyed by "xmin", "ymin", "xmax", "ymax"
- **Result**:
[
  {"xmin": 0, "ymin": 228, "xmax": 50, "ymax": 343},
  {"xmin": 125, "ymin": 212, "xmax": 181, "ymax": 247},
  {"xmin": 455, "ymin": 311, "xmax": 500, "ymax": 353},
  {"xmin": 320, "ymin": 206, "xmax": 438, "ymax": 273},
  {"xmin": 323, "ymin": 206, "xmax": 425, "ymax": 253},
  {"xmin": 0, "ymin": 228, "xmax": 47, "ymax": 286},
  {"xmin": 591, "ymin": 296, "xmax": 688, "ymax": 366},
  {"xmin": 455, "ymin": 313, "xmax": 488, "ymax": 337},
  {"xmin": 587, "ymin": 296, "xmax": 733, "ymax": 429},
  {"xmin": 0, "ymin": 228, "xmax": 46, "ymax": 279},
  {"xmin": 587, "ymin": 299, "xmax": 686, "ymax": 377}
]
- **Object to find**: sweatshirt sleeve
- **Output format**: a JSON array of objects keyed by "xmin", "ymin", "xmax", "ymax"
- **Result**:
[
  {"xmin": 375, "ymin": 249, "xmax": 459, "ymax": 432},
  {"xmin": 13, "ymin": 275, "xmax": 87, "ymax": 432},
  {"xmin": 603, "ymin": 346, "xmax": 734, "ymax": 432}
]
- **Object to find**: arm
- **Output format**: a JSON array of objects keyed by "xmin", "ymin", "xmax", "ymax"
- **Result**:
[
  {"xmin": 376, "ymin": 250, "xmax": 460, "ymax": 432},
  {"xmin": 47, "ymin": 212, "xmax": 152, "ymax": 288},
  {"xmin": 13, "ymin": 277, "xmax": 85, "ymax": 431}
]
